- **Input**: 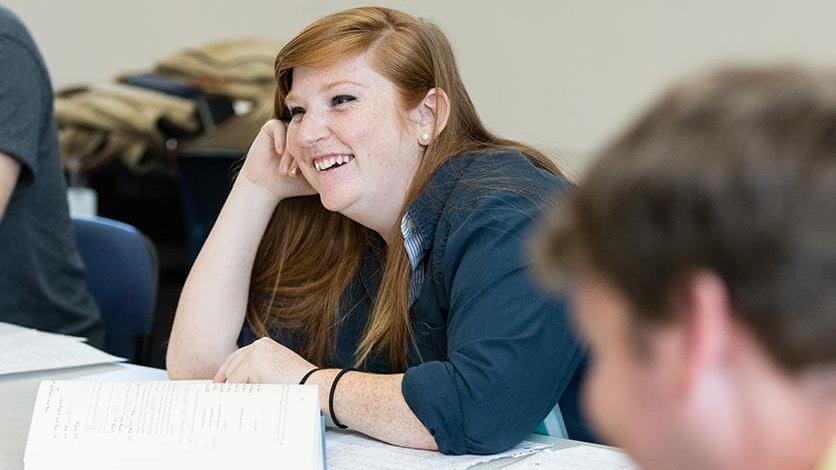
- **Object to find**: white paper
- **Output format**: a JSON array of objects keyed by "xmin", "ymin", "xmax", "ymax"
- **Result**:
[
  {"xmin": 66, "ymin": 187, "xmax": 98, "ymax": 216},
  {"xmin": 0, "ymin": 330, "xmax": 120, "ymax": 376},
  {"xmin": 25, "ymin": 380, "xmax": 323, "ymax": 470},
  {"xmin": 73, "ymin": 363, "xmax": 169, "ymax": 382},
  {"xmin": 0, "ymin": 321, "xmax": 33, "ymax": 336},
  {"xmin": 326, "ymin": 430, "xmax": 549, "ymax": 470},
  {"xmin": 502, "ymin": 444, "xmax": 637, "ymax": 469},
  {"xmin": 0, "ymin": 322, "xmax": 85, "ymax": 341}
]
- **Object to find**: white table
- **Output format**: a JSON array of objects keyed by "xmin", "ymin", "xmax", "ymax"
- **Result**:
[
  {"xmin": 0, "ymin": 363, "xmax": 586, "ymax": 470},
  {"xmin": 0, "ymin": 362, "xmax": 168, "ymax": 470}
]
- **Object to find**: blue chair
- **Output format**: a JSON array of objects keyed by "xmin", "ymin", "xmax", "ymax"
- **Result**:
[
  {"xmin": 71, "ymin": 215, "xmax": 158, "ymax": 363},
  {"xmin": 534, "ymin": 404, "xmax": 569, "ymax": 438},
  {"xmin": 177, "ymin": 149, "xmax": 242, "ymax": 262}
]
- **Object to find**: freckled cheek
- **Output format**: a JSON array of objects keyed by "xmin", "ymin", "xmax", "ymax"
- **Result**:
[
  {"xmin": 348, "ymin": 133, "xmax": 392, "ymax": 168},
  {"xmin": 343, "ymin": 112, "xmax": 406, "ymax": 164},
  {"xmin": 285, "ymin": 127, "xmax": 303, "ymax": 156}
]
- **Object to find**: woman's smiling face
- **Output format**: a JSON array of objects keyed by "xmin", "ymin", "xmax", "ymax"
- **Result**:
[{"xmin": 284, "ymin": 51, "xmax": 425, "ymax": 236}]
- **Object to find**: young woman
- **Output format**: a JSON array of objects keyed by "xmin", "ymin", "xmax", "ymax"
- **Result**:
[{"xmin": 168, "ymin": 6, "xmax": 589, "ymax": 454}]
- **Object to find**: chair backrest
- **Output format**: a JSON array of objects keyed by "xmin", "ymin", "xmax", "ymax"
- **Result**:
[
  {"xmin": 71, "ymin": 215, "xmax": 158, "ymax": 363},
  {"xmin": 534, "ymin": 404, "xmax": 569, "ymax": 438},
  {"xmin": 177, "ymin": 149, "xmax": 241, "ymax": 262}
]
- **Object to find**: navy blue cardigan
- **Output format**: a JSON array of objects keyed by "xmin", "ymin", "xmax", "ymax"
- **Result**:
[{"xmin": 241, "ymin": 150, "xmax": 591, "ymax": 454}]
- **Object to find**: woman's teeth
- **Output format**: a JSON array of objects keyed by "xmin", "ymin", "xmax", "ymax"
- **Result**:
[{"xmin": 314, "ymin": 154, "xmax": 354, "ymax": 172}]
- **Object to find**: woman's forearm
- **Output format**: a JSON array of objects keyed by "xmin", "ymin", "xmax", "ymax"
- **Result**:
[
  {"xmin": 167, "ymin": 176, "xmax": 281, "ymax": 378},
  {"xmin": 308, "ymin": 370, "xmax": 438, "ymax": 450}
]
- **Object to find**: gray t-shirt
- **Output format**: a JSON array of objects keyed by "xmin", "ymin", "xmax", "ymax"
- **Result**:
[{"xmin": 0, "ymin": 6, "xmax": 103, "ymax": 346}]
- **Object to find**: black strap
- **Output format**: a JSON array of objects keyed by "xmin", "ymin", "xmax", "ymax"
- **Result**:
[
  {"xmin": 299, "ymin": 367, "xmax": 322, "ymax": 385},
  {"xmin": 329, "ymin": 368, "xmax": 357, "ymax": 429}
]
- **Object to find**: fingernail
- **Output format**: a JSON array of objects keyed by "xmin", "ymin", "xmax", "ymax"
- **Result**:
[{"xmin": 290, "ymin": 167, "xmax": 297, "ymax": 176}]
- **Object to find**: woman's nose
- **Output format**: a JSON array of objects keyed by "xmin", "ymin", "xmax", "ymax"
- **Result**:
[{"xmin": 296, "ymin": 111, "xmax": 331, "ymax": 147}]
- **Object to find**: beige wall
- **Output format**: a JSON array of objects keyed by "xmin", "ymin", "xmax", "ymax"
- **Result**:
[{"xmin": 5, "ymin": 0, "xmax": 836, "ymax": 176}]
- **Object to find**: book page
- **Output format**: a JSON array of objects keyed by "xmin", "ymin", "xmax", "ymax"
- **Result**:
[
  {"xmin": 326, "ymin": 430, "xmax": 549, "ymax": 470},
  {"xmin": 25, "ymin": 381, "xmax": 322, "ymax": 470},
  {"xmin": 0, "ymin": 330, "xmax": 119, "ymax": 376},
  {"xmin": 0, "ymin": 321, "xmax": 87, "ymax": 341},
  {"xmin": 502, "ymin": 444, "xmax": 637, "ymax": 469}
]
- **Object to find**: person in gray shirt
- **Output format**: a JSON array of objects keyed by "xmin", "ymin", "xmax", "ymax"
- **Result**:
[{"xmin": 0, "ymin": 5, "xmax": 103, "ymax": 346}]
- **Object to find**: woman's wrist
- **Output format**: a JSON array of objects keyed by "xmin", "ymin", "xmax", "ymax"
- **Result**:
[
  {"xmin": 307, "ymin": 368, "xmax": 340, "ymax": 416},
  {"xmin": 299, "ymin": 367, "xmax": 322, "ymax": 384},
  {"xmin": 328, "ymin": 368, "xmax": 357, "ymax": 428},
  {"xmin": 233, "ymin": 173, "xmax": 285, "ymax": 207},
  {"xmin": 201, "ymin": 175, "xmax": 281, "ymax": 253}
]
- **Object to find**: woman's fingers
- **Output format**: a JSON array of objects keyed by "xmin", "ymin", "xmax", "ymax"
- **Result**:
[
  {"xmin": 261, "ymin": 119, "xmax": 291, "ymax": 176},
  {"xmin": 212, "ymin": 354, "xmax": 233, "ymax": 382},
  {"xmin": 213, "ymin": 347, "xmax": 249, "ymax": 383},
  {"xmin": 278, "ymin": 150, "xmax": 294, "ymax": 176},
  {"xmin": 264, "ymin": 119, "xmax": 286, "ymax": 156}
]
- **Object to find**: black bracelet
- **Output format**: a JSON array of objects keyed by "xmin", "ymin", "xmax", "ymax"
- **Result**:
[
  {"xmin": 329, "ymin": 368, "xmax": 356, "ymax": 429},
  {"xmin": 299, "ymin": 367, "xmax": 322, "ymax": 385}
]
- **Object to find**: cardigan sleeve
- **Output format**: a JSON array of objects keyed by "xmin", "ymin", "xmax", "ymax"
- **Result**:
[{"xmin": 402, "ymin": 190, "xmax": 585, "ymax": 454}]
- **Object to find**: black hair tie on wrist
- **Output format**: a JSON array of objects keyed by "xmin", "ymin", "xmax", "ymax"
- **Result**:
[
  {"xmin": 299, "ymin": 367, "xmax": 322, "ymax": 385},
  {"xmin": 329, "ymin": 368, "xmax": 357, "ymax": 429}
]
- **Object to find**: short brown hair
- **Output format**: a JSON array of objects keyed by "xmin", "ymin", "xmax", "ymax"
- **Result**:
[{"xmin": 535, "ymin": 66, "xmax": 836, "ymax": 372}]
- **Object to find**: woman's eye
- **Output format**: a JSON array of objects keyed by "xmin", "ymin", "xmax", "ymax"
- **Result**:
[
  {"xmin": 331, "ymin": 95, "xmax": 356, "ymax": 106},
  {"xmin": 288, "ymin": 106, "xmax": 305, "ymax": 121}
]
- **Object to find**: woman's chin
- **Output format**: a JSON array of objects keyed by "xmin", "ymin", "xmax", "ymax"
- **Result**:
[{"xmin": 318, "ymin": 193, "xmax": 351, "ymax": 213}]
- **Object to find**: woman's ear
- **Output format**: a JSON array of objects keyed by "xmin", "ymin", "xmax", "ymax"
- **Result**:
[{"xmin": 415, "ymin": 87, "xmax": 450, "ymax": 146}]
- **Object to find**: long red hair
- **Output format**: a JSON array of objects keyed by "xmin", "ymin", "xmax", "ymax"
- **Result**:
[{"xmin": 246, "ymin": 6, "xmax": 563, "ymax": 369}]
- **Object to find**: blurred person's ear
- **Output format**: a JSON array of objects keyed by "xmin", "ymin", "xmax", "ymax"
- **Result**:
[{"xmin": 679, "ymin": 271, "xmax": 735, "ymax": 397}]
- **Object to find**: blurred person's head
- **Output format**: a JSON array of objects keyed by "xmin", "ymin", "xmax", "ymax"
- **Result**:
[{"xmin": 535, "ymin": 66, "xmax": 836, "ymax": 470}]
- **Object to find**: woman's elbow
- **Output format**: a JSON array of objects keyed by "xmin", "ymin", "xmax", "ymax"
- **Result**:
[
  {"xmin": 462, "ymin": 411, "xmax": 541, "ymax": 454},
  {"xmin": 166, "ymin": 358, "xmax": 218, "ymax": 380},
  {"xmin": 464, "ymin": 433, "xmax": 524, "ymax": 455},
  {"xmin": 165, "ymin": 342, "xmax": 225, "ymax": 380},
  {"xmin": 165, "ymin": 351, "xmax": 201, "ymax": 380}
]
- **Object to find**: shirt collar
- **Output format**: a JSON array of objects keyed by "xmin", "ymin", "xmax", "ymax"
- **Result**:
[
  {"xmin": 404, "ymin": 153, "xmax": 477, "ymax": 254},
  {"xmin": 400, "ymin": 212, "xmax": 425, "ymax": 270}
]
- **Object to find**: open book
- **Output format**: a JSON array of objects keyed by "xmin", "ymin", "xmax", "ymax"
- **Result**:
[{"xmin": 24, "ymin": 381, "xmax": 325, "ymax": 470}]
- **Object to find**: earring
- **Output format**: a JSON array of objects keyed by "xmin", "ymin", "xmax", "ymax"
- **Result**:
[{"xmin": 420, "ymin": 133, "xmax": 430, "ymax": 145}]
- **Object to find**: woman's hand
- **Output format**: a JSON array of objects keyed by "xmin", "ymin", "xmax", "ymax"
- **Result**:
[
  {"xmin": 240, "ymin": 119, "xmax": 316, "ymax": 201},
  {"xmin": 213, "ymin": 337, "xmax": 315, "ymax": 384}
]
